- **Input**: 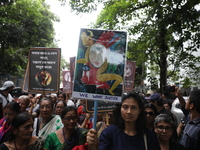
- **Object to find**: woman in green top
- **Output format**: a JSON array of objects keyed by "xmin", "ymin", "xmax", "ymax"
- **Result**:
[{"xmin": 44, "ymin": 106, "xmax": 88, "ymax": 150}]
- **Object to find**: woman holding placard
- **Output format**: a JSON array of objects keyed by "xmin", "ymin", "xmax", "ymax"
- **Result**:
[{"xmin": 87, "ymin": 92, "xmax": 161, "ymax": 150}]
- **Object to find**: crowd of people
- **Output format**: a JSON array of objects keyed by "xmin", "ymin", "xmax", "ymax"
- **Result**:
[{"xmin": 0, "ymin": 80, "xmax": 200, "ymax": 150}]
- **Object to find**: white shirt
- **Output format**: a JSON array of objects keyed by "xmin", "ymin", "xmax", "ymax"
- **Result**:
[
  {"xmin": 0, "ymin": 93, "xmax": 13, "ymax": 107},
  {"xmin": 66, "ymin": 99, "xmax": 75, "ymax": 106}
]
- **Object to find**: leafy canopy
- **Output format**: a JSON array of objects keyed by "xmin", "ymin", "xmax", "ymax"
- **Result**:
[
  {"xmin": 0, "ymin": 0, "xmax": 59, "ymax": 77},
  {"xmin": 61, "ymin": 0, "xmax": 200, "ymax": 90}
]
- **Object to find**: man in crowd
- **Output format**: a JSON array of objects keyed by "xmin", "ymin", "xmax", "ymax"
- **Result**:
[
  {"xmin": 145, "ymin": 93, "xmax": 174, "ymax": 116},
  {"xmin": 180, "ymin": 89, "xmax": 200, "ymax": 150},
  {"xmin": 0, "ymin": 81, "xmax": 15, "ymax": 107}
]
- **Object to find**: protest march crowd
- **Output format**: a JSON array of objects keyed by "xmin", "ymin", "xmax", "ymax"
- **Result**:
[{"xmin": 0, "ymin": 80, "xmax": 200, "ymax": 150}]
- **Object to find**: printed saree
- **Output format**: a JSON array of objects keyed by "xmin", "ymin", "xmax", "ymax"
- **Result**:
[
  {"xmin": 26, "ymin": 137, "xmax": 44, "ymax": 150},
  {"xmin": 0, "ymin": 137, "xmax": 44, "ymax": 150},
  {"xmin": 44, "ymin": 127, "xmax": 88, "ymax": 150},
  {"xmin": 0, "ymin": 118, "xmax": 12, "ymax": 143},
  {"xmin": 33, "ymin": 115, "xmax": 63, "ymax": 139}
]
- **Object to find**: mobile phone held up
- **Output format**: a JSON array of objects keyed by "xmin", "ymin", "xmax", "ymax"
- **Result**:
[{"xmin": 164, "ymin": 86, "xmax": 175, "ymax": 92}]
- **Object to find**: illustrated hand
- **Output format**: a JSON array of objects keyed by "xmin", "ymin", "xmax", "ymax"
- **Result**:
[
  {"xmin": 81, "ymin": 75, "xmax": 89, "ymax": 84},
  {"xmin": 97, "ymin": 31, "xmax": 120, "ymax": 48}
]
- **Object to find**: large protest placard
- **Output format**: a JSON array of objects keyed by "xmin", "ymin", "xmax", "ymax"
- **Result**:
[
  {"xmin": 62, "ymin": 71, "xmax": 72, "ymax": 93},
  {"xmin": 70, "ymin": 57, "xmax": 76, "ymax": 93},
  {"xmin": 70, "ymin": 57, "xmax": 76, "ymax": 81},
  {"xmin": 22, "ymin": 63, "xmax": 29, "ymax": 93},
  {"xmin": 28, "ymin": 48, "xmax": 61, "ymax": 93},
  {"xmin": 124, "ymin": 61, "xmax": 136, "ymax": 92},
  {"xmin": 72, "ymin": 29, "xmax": 127, "ymax": 102}
]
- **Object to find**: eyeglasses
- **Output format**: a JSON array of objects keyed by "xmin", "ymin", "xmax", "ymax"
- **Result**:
[
  {"xmin": 144, "ymin": 111, "xmax": 155, "ymax": 116},
  {"xmin": 156, "ymin": 125, "xmax": 172, "ymax": 132},
  {"xmin": 56, "ymin": 106, "xmax": 64, "ymax": 109},
  {"xmin": 63, "ymin": 116, "xmax": 78, "ymax": 121}
]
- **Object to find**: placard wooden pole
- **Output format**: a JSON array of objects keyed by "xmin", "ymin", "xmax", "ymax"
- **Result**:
[
  {"xmin": 105, "ymin": 113, "xmax": 109, "ymax": 126},
  {"xmin": 93, "ymin": 100, "xmax": 98, "ymax": 130}
]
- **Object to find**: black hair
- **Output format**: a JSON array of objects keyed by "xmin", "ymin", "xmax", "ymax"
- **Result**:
[
  {"xmin": 55, "ymin": 100, "xmax": 67, "ymax": 108},
  {"xmin": 144, "ymin": 103, "xmax": 158, "ymax": 115},
  {"xmin": 28, "ymin": 93, "xmax": 35, "ymax": 97},
  {"xmin": 163, "ymin": 91, "xmax": 170, "ymax": 97},
  {"xmin": 189, "ymin": 89, "xmax": 200, "ymax": 113},
  {"xmin": 8, "ymin": 112, "xmax": 33, "ymax": 140},
  {"xmin": 149, "ymin": 98, "xmax": 163, "ymax": 106},
  {"xmin": 58, "ymin": 92, "xmax": 67, "ymax": 100},
  {"xmin": 113, "ymin": 92, "xmax": 145, "ymax": 135},
  {"xmin": 163, "ymin": 100, "xmax": 172, "ymax": 109},
  {"xmin": 12, "ymin": 112, "xmax": 32, "ymax": 128},
  {"xmin": 60, "ymin": 106, "xmax": 77, "ymax": 119},
  {"xmin": 4, "ymin": 101, "xmax": 20, "ymax": 113}
]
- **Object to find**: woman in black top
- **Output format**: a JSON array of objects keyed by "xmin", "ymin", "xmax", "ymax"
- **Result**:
[{"xmin": 154, "ymin": 114, "xmax": 185, "ymax": 150}]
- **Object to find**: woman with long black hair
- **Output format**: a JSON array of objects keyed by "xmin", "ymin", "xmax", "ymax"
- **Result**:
[
  {"xmin": 87, "ymin": 92, "xmax": 161, "ymax": 150},
  {"xmin": 0, "ymin": 112, "xmax": 44, "ymax": 150}
]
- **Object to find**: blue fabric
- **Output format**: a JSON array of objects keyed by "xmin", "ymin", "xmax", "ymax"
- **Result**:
[
  {"xmin": 98, "ymin": 125, "xmax": 160, "ymax": 150},
  {"xmin": 181, "ymin": 117, "xmax": 200, "ymax": 150}
]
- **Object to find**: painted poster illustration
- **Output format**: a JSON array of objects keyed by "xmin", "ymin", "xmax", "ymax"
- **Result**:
[{"xmin": 72, "ymin": 28, "xmax": 127, "ymax": 102}]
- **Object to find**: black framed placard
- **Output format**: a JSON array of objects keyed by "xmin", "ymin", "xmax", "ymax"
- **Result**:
[
  {"xmin": 86, "ymin": 100, "xmax": 117, "ymax": 113},
  {"xmin": 28, "ymin": 47, "xmax": 61, "ymax": 93}
]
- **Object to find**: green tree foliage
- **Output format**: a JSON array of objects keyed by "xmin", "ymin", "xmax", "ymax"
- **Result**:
[
  {"xmin": 63, "ymin": 0, "xmax": 200, "ymax": 92},
  {"xmin": 60, "ymin": 55, "xmax": 70, "ymax": 71},
  {"xmin": 0, "ymin": 0, "xmax": 59, "ymax": 77}
]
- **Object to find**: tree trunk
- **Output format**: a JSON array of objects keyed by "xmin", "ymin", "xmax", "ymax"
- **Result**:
[
  {"xmin": 156, "ymin": 1, "xmax": 168, "ymax": 93},
  {"xmin": 159, "ymin": 48, "xmax": 167, "ymax": 93}
]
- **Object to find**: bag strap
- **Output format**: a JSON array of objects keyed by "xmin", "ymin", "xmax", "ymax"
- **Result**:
[
  {"xmin": 1, "ymin": 94, "xmax": 9, "ymax": 106},
  {"xmin": 143, "ymin": 133, "xmax": 148, "ymax": 150},
  {"xmin": 36, "ymin": 118, "xmax": 39, "ymax": 136}
]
